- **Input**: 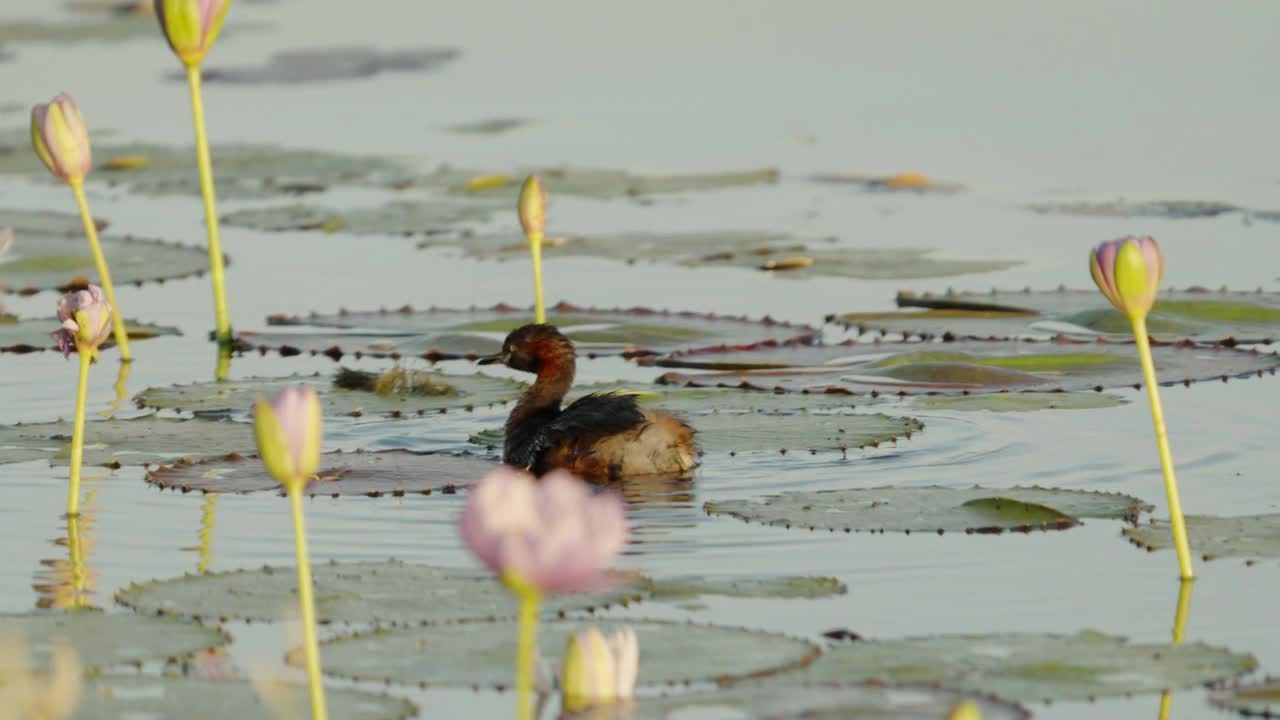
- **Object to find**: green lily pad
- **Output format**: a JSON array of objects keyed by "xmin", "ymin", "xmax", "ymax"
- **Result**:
[
  {"xmin": 302, "ymin": 619, "xmax": 818, "ymax": 688},
  {"xmin": 763, "ymin": 630, "xmax": 1256, "ymax": 703},
  {"xmin": 115, "ymin": 560, "xmax": 643, "ymax": 625},
  {"xmin": 0, "ymin": 316, "xmax": 180, "ymax": 354},
  {"xmin": 0, "ymin": 208, "xmax": 107, "ymax": 235},
  {"xmin": 196, "ymin": 46, "xmax": 460, "ymax": 84},
  {"xmin": 66, "ymin": 676, "xmax": 416, "ymax": 720},
  {"xmin": 0, "ymin": 16, "xmax": 157, "ymax": 44},
  {"xmin": 646, "ymin": 575, "xmax": 846, "ymax": 601},
  {"xmin": 449, "ymin": 231, "xmax": 1020, "ymax": 280},
  {"xmin": 580, "ymin": 684, "xmax": 1028, "ymax": 720},
  {"xmin": 221, "ymin": 199, "xmax": 498, "ymax": 234},
  {"xmin": 911, "ymin": 392, "xmax": 1128, "ymax": 412},
  {"xmin": 136, "ymin": 369, "xmax": 521, "ymax": 417},
  {"xmin": 0, "ymin": 611, "xmax": 227, "ymax": 670},
  {"xmin": 1025, "ymin": 199, "xmax": 1241, "ymax": 219},
  {"xmin": 1210, "ymin": 678, "xmax": 1280, "ymax": 717},
  {"xmin": 406, "ymin": 166, "xmax": 781, "ymax": 199},
  {"xmin": 654, "ymin": 339, "xmax": 1280, "ymax": 395},
  {"xmin": 1123, "ymin": 515, "xmax": 1280, "ymax": 562},
  {"xmin": 259, "ymin": 302, "xmax": 816, "ymax": 359},
  {"xmin": 0, "ymin": 230, "xmax": 218, "ymax": 295},
  {"xmin": 446, "ymin": 117, "xmax": 531, "ymax": 135},
  {"xmin": 704, "ymin": 486, "xmax": 1150, "ymax": 534},
  {"xmin": 0, "ymin": 415, "xmax": 254, "ymax": 466},
  {"xmin": 835, "ymin": 288, "xmax": 1280, "ymax": 343},
  {"xmin": 145, "ymin": 449, "xmax": 497, "ymax": 496}
]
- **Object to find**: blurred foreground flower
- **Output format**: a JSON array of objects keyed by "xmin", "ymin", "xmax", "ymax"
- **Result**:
[
  {"xmin": 53, "ymin": 286, "xmax": 113, "ymax": 518},
  {"xmin": 561, "ymin": 626, "xmax": 638, "ymax": 713},
  {"xmin": 253, "ymin": 387, "xmax": 328, "ymax": 720},
  {"xmin": 517, "ymin": 174, "xmax": 549, "ymax": 323},
  {"xmin": 0, "ymin": 637, "xmax": 81, "ymax": 720},
  {"xmin": 1089, "ymin": 235, "xmax": 1191, "ymax": 580},
  {"xmin": 947, "ymin": 699, "xmax": 983, "ymax": 720}
]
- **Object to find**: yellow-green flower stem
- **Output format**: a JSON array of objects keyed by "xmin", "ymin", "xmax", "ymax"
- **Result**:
[
  {"xmin": 528, "ymin": 232, "xmax": 545, "ymax": 324},
  {"xmin": 1130, "ymin": 315, "xmax": 1194, "ymax": 580},
  {"xmin": 67, "ymin": 350, "xmax": 92, "ymax": 518},
  {"xmin": 111, "ymin": 358, "xmax": 131, "ymax": 412},
  {"xmin": 184, "ymin": 63, "xmax": 232, "ymax": 357},
  {"xmin": 69, "ymin": 180, "xmax": 131, "ymax": 362},
  {"xmin": 67, "ymin": 513, "xmax": 87, "ymax": 610},
  {"xmin": 215, "ymin": 343, "xmax": 232, "ymax": 383},
  {"xmin": 197, "ymin": 493, "xmax": 218, "ymax": 574},
  {"xmin": 502, "ymin": 570, "xmax": 542, "ymax": 720},
  {"xmin": 286, "ymin": 479, "xmax": 329, "ymax": 720},
  {"xmin": 1157, "ymin": 579, "xmax": 1195, "ymax": 720}
]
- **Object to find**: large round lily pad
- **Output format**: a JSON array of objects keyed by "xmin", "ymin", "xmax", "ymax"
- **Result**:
[
  {"xmin": 146, "ymin": 449, "xmax": 497, "ymax": 496},
  {"xmin": 0, "ymin": 316, "xmax": 179, "ymax": 354},
  {"xmin": 0, "ymin": 230, "xmax": 217, "ymax": 295},
  {"xmin": 67, "ymin": 676, "xmax": 416, "ymax": 720},
  {"xmin": 115, "ymin": 560, "xmax": 642, "ymax": 625},
  {"xmin": 654, "ymin": 339, "xmax": 1280, "ymax": 395},
  {"xmin": 0, "ymin": 611, "xmax": 227, "ymax": 670},
  {"xmin": 835, "ymin": 288, "xmax": 1280, "ymax": 344},
  {"xmin": 762, "ymin": 630, "xmax": 1256, "ymax": 703},
  {"xmin": 910, "ymin": 391, "xmax": 1128, "ymax": 412},
  {"xmin": 136, "ymin": 369, "xmax": 521, "ymax": 417},
  {"xmin": 259, "ymin": 303, "xmax": 817, "ymax": 359},
  {"xmin": 301, "ymin": 619, "xmax": 818, "ymax": 688},
  {"xmin": 195, "ymin": 46, "xmax": 460, "ymax": 84},
  {"xmin": 704, "ymin": 486, "xmax": 1150, "ymax": 534},
  {"xmin": 0, "ymin": 208, "xmax": 107, "ymax": 236},
  {"xmin": 1123, "ymin": 515, "xmax": 1280, "ymax": 562},
  {"xmin": 221, "ymin": 199, "xmax": 498, "ymax": 235},
  {"xmin": 1210, "ymin": 678, "xmax": 1280, "ymax": 717},
  {"xmin": 0, "ymin": 415, "xmax": 254, "ymax": 467}
]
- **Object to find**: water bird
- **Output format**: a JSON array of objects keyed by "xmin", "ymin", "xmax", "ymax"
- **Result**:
[{"xmin": 478, "ymin": 324, "xmax": 698, "ymax": 479}]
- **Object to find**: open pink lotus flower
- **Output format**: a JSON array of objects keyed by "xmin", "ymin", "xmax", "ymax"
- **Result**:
[
  {"xmin": 459, "ymin": 466, "xmax": 628, "ymax": 595},
  {"xmin": 52, "ymin": 285, "xmax": 112, "ymax": 359}
]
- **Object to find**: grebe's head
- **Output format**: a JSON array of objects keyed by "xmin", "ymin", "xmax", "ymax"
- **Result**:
[{"xmin": 477, "ymin": 323, "xmax": 575, "ymax": 373}]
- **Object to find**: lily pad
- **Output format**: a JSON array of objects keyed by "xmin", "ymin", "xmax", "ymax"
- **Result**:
[
  {"xmin": 0, "ymin": 415, "xmax": 254, "ymax": 466},
  {"xmin": 762, "ymin": 630, "xmax": 1256, "ymax": 703},
  {"xmin": 910, "ymin": 392, "xmax": 1128, "ymax": 412},
  {"xmin": 0, "ymin": 316, "xmax": 180, "ymax": 354},
  {"xmin": 580, "ymin": 684, "xmax": 1028, "ymax": 720},
  {"xmin": 1123, "ymin": 515, "xmax": 1280, "ymax": 562},
  {"xmin": 259, "ymin": 303, "xmax": 817, "ymax": 359},
  {"xmin": 1210, "ymin": 678, "xmax": 1280, "ymax": 717},
  {"xmin": 0, "ymin": 17, "xmax": 157, "ymax": 44},
  {"xmin": 835, "ymin": 288, "xmax": 1280, "ymax": 344},
  {"xmin": 0, "ymin": 230, "xmax": 217, "ymax": 295},
  {"xmin": 446, "ymin": 117, "xmax": 531, "ymax": 135},
  {"xmin": 195, "ymin": 46, "xmax": 460, "ymax": 84},
  {"xmin": 302, "ymin": 619, "xmax": 818, "ymax": 688},
  {"xmin": 221, "ymin": 199, "xmax": 498, "ymax": 234},
  {"xmin": 704, "ymin": 486, "xmax": 1150, "ymax": 534},
  {"xmin": 654, "ymin": 339, "xmax": 1280, "ymax": 395},
  {"xmin": 65, "ymin": 676, "xmax": 416, "ymax": 720},
  {"xmin": 646, "ymin": 575, "xmax": 846, "ymax": 601},
  {"xmin": 0, "ymin": 611, "xmax": 227, "ymax": 670},
  {"xmin": 115, "ymin": 560, "xmax": 643, "ymax": 625},
  {"xmin": 811, "ymin": 171, "xmax": 965, "ymax": 193},
  {"xmin": 1025, "ymin": 199, "xmax": 1241, "ymax": 219},
  {"xmin": 145, "ymin": 449, "xmax": 497, "ymax": 496},
  {"xmin": 135, "ymin": 370, "xmax": 521, "ymax": 417},
  {"xmin": 405, "ymin": 166, "xmax": 781, "ymax": 199},
  {"xmin": 0, "ymin": 208, "xmax": 107, "ymax": 235}
]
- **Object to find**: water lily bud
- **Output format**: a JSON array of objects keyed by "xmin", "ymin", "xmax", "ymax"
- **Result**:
[
  {"xmin": 253, "ymin": 386, "xmax": 322, "ymax": 485},
  {"xmin": 0, "ymin": 227, "xmax": 13, "ymax": 257},
  {"xmin": 154, "ymin": 0, "xmax": 230, "ymax": 66},
  {"xmin": 1089, "ymin": 236, "xmax": 1163, "ymax": 319},
  {"xmin": 52, "ymin": 285, "xmax": 112, "ymax": 359},
  {"xmin": 946, "ymin": 699, "xmax": 983, "ymax": 720},
  {"xmin": 517, "ymin": 174, "xmax": 546, "ymax": 238},
  {"xmin": 561, "ymin": 626, "xmax": 637, "ymax": 712},
  {"xmin": 31, "ymin": 94, "xmax": 92, "ymax": 186}
]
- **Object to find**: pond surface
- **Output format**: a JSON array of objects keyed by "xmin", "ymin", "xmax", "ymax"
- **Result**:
[{"xmin": 2, "ymin": 1, "xmax": 1280, "ymax": 718}]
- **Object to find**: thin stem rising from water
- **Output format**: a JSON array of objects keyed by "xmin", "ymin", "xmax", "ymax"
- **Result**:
[
  {"xmin": 70, "ymin": 181, "xmax": 130, "ymax": 361},
  {"xmin": 529, "ymin": 233, "xmax": 545, "ymax": 324},
  {"xmin": 288, "ymin": 481, "xmax": 328, "ymax": 720},
  {"xmin": 185, "ymin": 64, "xmax": 232, "ymax": 359},
  {"xmin": 67, "ymin": 351, "xmax": 92, "ymax": 518}
]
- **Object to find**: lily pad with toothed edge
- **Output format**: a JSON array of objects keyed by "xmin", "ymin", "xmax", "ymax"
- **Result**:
[
  {"xmin": 405, "ymin": 165, "xmax": 781, "ymax": 199},
  {"xmin": 1123, "ymin": 515, "xmax": 1280, "ymax": 562},
  {"xmin": 0, "ymin": 415, "xmax": 255, "ymax": 466},
  {"xmin": 192, "ymin": 46, "xmax": 460, "ymax": 84},
  {"xmin": 0, "ymin": 231, "xmax": 219, "ymax": 295},
  {"xmin": 910, "ymin": 392, "xmax": 1128, "ymax": 412},
  {"xmin": 115, "ymin": 560, "xmax": 643, "ymax": 625},
  {"xmin": 0, "ymin": 208, "xmax": 107, "ymax": 235},
  {"xmin": 1210, "ymin": 678, "xmax": 1280, "ymax": 717},
  {"xmin": 645, "ymin": 575, "xmax": 846, "ymax": 601},
  {"xmin": 301, "ymin": 619, "xmax": 818, "ymax": 688},
  {"xmin": 758, "ymin": 630, "xmax": 1256, "ymax": 703},
  {"xmin": 221, "ymin": 199, "xmax": 499, "ymax": 234},
  {"xmin": 145, "ymin": 449, "xmax": 497, "ymax": 496},
  {"xmin": 703, "ymin": 486, "xmax": 1150, "ymax": 534},
  {"xmin": 1024, "ymin": 199, "xmax": 1241, "ymax": 219},
  {"xmin": 0, "ymin": 316, "xmax": 179, "ymax": 354},
  {"xmin": 0, "ymin": 612, "xmax": 227, "ymax": 670}
]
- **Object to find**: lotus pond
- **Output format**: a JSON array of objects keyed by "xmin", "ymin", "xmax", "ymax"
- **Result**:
[{"xmin": 3, "ymin": 2, "xmax": 1280, "ymax": 718}]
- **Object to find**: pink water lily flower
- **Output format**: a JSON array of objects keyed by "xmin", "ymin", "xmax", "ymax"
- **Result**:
[
  {"xmin": 1089, "ymin": 235, "xmax": 1164, "ymax": 319},
  {"xmin": 459, "ymin": 466, "xmax": 627, "ymax": 595},
  {"xmin": 52, "ymin": 285, "xmax": 112, "ymax": 358}
]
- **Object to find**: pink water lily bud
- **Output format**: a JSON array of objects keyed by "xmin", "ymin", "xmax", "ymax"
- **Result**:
[
  {"xmin": 459, "ymin": 466, "xmax": 627, "ymax": 595},
  {"xmin": 518, "ymin": 174, "xmax": 547, "ymax": 238},
  {"xmin": 52, "ymin": 285, "xmax": 112, "ymax": 358},
  {"xmin": 253, "ymin": 386, "xmax": 323, "ymax": 486},
  {"xmin": 1089, "ymin": 236, "xmax": 1164, "ymax": 319},
  {"xmin": 560, "ymin": 626, "xmax": 638, "ymax": 712},
  {"xmin": 155, "ymin": 0, "xmax": 230, "ymax": 66},
  {"xmin": 31, "ymin": 94, "xmax": 92, "ymax": 186}
]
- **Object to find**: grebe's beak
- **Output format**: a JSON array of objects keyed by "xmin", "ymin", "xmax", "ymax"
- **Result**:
[{"xmin": 476, "ymin": 352, "xmax": 504, "ymax": 365}]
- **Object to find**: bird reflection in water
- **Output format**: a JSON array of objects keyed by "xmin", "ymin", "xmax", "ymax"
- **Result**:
[{"xmin": 593, "ymin": 471, "xmax": 698, "ymax": 553}]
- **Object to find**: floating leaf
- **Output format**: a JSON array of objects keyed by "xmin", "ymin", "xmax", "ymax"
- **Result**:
[
  {"xmin": 303, "ymin": 619, "xmax": 818, "ymax": 688},
  {"xmin": 1123, "ymin": 515, "xmax": 1280, "ymax": 562},
  {"xmin": 445, "ymin": 117, "xmax": 531, "ymax": 135},
  {"xmin": 136, "ymin": 370, "xmax": 521, "ymax": 417},
  {"xmin": 763, "ymin": 630, "xmax": 1256, "ymax": 703},
  {"xmin": 0, "ymin": 230, "xmax": 217, "ymax": 295},
  {"xmin": 407, "ymin": 166, "xmax": 781, "ymax": 199},
  {"xmin": 146, "ymin": 449, "xmax": 496, "ymax": 496},
  {"xmin": 646, "ymin": 575, "xmax": 846, "ymax": 601},
  {"xmin": 655, "ymin": 339, "xmax": 1280, "ymax": 395},
  {"xmin": 221, "ymin": 199, "xmax": 498, "ymax": 234},
  {"xmin": 812, "ymin": 171, "xmax": 965, "ymax": 193},
  {"xmin": 0, "ymin": 17, "xmax": 158, "ymax": 44},
  {"xmin": 258, "ymin": 303, "xmax": 816, "ymax": 359},
  {"xmin": 0, "ymin": 611, "xmax": 227, "ymax": 670},
  {"xmin": 0, "ymin": 415, "xmax": 254, "ymax": 466},
  {"xmin": 911, "ymin": 392, "xmax": 1128, "ymax": 412},
  {"xmin": 195, "ymin": 46, "xmax": 460, "ymax": 84},
  {"xmin": 704, "ymin": 486, "xmax": 1150, "ymax": 534},
  {"xmin": 0, "ymin": 208, "xmax": 107, "ymax": 235},
  {"xmin": 68, "ymin": 676, "xmax": 416, "ymax": 720},
  {"xmin": 0, "ymin": 316, "xmax": 179, "ymax": 354},
  {"xmin": 115, "ymin": 560, "xmax": 642, "ymax": 625},
  {"xmin": 1025, "ymin": 199, "xmax": 1240, "ymax": 219},
  {"xmin": 1210, "ymin": 678, "xmax": 1280, "ymax": 717}
]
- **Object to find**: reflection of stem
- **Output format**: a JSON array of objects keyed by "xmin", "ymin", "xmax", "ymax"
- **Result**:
[
  {"xmin": 67, "ymin": 514, "xmax": 86, "ymax": 610},
  {"xmin": 1157, "ymin": 579, "xmax": 1195, "ymax": 720},
  {"xmin": 287, "ymin": 481, "xmax": 328, "ymax": 720},
  {"xmin": 1131, "ymin": 315, "xmax": 1193, "ymax": 580},
  {"xmin": 67, "ymin": 351, "xmax": 92, "ymax": 518},
  {"xmin": 528, "ymin": 232, "xmax": 545, "ymax": 324},
  {"xmin": 69, "ymin": 180, "xmax": 131, "ymax": 361},
  {"xmin": 215, "ymin": 343, "xmax": 232, "ymax": 383},
  {"xmin": 185, "ymin": 63, "xmax": 232, "ymax": 350},
  {"xmin": 197, "ymin": 494, "xmax": 218, "ymax": 574},
  {"xmin": 107, "ymin": 357, "xmax": 131, "ymax": 415},
  {"xmin": 504, "ymin": 571, "xmax": 541, "ymax": 720}
]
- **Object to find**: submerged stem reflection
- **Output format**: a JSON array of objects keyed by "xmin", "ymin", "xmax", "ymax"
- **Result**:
[
  {"xmin": 34, "ymin": 492, "xmax": 97, "ymax": 610},
  {"xmin": 197, "ymin": 494, "xmax": 218, "ymax": 574},
  {"xmin": 1157, "ymin": 579, "xmax": 1195, "ymax": 720}
]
